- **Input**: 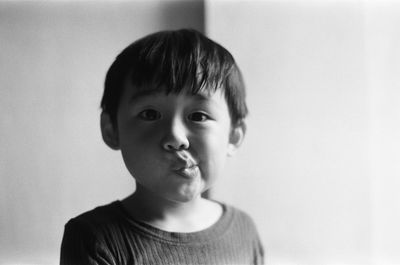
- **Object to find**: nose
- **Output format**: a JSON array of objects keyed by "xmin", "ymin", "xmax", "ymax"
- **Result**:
[{"xmin": 161, "ymin": 118, "xmax": 190, "ymax": 151}]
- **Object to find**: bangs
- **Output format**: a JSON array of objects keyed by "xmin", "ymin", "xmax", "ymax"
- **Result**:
[{"xmin": 127, "ymin": 30, "xmax": 235, "ymax": 96}]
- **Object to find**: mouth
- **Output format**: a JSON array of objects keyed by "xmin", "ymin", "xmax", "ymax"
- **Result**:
[
  {"xmin": 174, "ymin": 165, "xmax": 200, "ymax": 179},
  {"xmin": 169, "ymin": 151, "xmax": 199, "ymax": 179}
]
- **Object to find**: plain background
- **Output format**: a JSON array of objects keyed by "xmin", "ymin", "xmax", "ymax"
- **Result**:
[
  {"xmin": 208, "ymin": 1, "xmax": 400, "ymax": 264},
  {"xmin": 1, "ymin": 0, "xmax": 399, "ymax": 264}
]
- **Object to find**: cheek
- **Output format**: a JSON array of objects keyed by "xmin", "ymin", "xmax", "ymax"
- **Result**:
[
  {"xmin": 197, "ymin": 130, "xmax": 230, "ymax": 174},
  {"xmin": 119, "ymin": 122, "xmax": 161, "ymax": 151},
  {"xmin": 119, "ymin": 129, "xmax": 162, "ymax": 174}
]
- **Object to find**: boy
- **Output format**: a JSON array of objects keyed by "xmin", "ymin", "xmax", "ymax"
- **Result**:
[{"xmin": 60, "ymin": 29, "xmax": 264, "ymax": 265}]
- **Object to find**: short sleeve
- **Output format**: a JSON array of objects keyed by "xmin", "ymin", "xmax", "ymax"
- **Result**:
[{"xmin": 60, "ymin": 219, "xmax": 116, "ymax": 265}]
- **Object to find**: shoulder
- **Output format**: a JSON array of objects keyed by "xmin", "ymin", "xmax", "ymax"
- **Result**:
[
  {"xmin": 61, "ymin": 201, "xmax": 128, "ymax": 264},
  {"xmin": 212, "ymin": 201, "xmax": 260, "ymax": 238},
  {"xmin": 224, "ymin": 203, "xmax": 252, "ymax": 219},
  {"xmin": 216, "ymin": 202, "xmax": 265, "ymax": 263},
  {"xmin": 63, "ymin": 201, "xmax": 126, "ymax": 242},
  {"xmin": 223, "ymin": 203, "xmax": 257, "ymax": 227},
  {"xmin": 68, "ymin": 201, "xmax": 122, "ymax": 224}
]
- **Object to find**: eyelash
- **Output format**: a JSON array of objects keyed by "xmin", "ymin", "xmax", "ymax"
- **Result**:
[
  {"xmin": 137, "ymin": 110, "xmax": 211, "ymax": 122},
  {"xmin": 138, "ymin": 109, "xmax": 161, "ymax": 121},
  {"xmin": 188, "ymin": 112, "xmax": 210, "ymax": 122}
]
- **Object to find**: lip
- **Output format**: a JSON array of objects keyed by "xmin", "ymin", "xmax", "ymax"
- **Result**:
[{"xmin": 174, "ymin": 165, "xmax": 199, "ymax": 179}]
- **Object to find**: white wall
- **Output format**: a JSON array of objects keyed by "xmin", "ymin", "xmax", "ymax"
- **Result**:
[
  {"xmin": 365, "ymin": 2, "xmax": 400, "ymax": 263},
  {"xmin": 0, "ymin": 1, "xmax": 203, "ymax": 264},
  {"xmin": 206, "ymin": 1, "xmax": 400, "ymax": 265}
]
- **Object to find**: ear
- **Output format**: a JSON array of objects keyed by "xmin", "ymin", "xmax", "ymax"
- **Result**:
[
  {"xmin": 227, "ymin": 121, "xmax": 246, "ymax": 157},
  {"xmin": 100, "ymin": 111, "xmax": 120, "ymax": 150}
]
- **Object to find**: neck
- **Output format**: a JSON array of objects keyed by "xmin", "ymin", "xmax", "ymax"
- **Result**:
[
  {"xmin": 127, "ymin": 184, "xmax": 203, "ymax": 220},
  {"xmin": 122, "ymin": 184, "xmax": 222, "ymax": 232}
]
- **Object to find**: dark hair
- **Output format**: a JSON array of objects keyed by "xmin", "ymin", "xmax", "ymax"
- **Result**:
[{"xmin": 101, "ymin": 29, "xmax": 248, "ymax": 126}]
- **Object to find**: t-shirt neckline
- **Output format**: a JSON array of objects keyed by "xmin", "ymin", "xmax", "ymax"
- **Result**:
[{"xmin": 114, "ymin": 200, "xmax": 234, "ymax": 244}]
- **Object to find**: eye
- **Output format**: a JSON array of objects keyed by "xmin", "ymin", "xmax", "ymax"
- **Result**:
[
  {"xmin": 188, "ymin": 112, "xmax": 210, "ymax": 122},
  {"xmin": 138, "ymin": 109, "xmax": 161, "ymax": 121}
]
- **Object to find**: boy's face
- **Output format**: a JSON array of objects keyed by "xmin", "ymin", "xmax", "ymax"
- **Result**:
[{"xmin": 106, "ymin": 82, "xmax": 244, "ymax": 203}]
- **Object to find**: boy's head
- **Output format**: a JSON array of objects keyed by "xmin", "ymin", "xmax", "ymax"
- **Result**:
[
  {"xmin": 101, "ymin": 29, "xmax": 248, "ymax": 128},
  {"xmin": 100, "ymin": 29, "xmax": 248, "ymax": 202}
]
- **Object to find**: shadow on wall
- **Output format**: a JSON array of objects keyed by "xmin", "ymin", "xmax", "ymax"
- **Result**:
[
  {"xmin": 160, "ymin": 0, "xmax": 205, "ymax": 31},
  {"xmin": 0, "ymin": 0, "xmax": 204, "ymax": 264}
]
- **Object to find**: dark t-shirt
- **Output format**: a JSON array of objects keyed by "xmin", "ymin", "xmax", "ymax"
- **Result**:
[{"xmin": 60, "ymin": 201, "xmax": 264, "ymax": 265}]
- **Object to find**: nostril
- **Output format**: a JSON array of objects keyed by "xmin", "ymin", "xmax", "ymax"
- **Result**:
[
  {"xmin": 164, "ymin": 142, "xmax": 188, "ymax": 151},
  {"xmin": 162, "ymin": 134, "xmax": 190, "ymax": 150},
  {"xmin": 165, "ymin": 143, "xmax": 175, "ymax": 150}
]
